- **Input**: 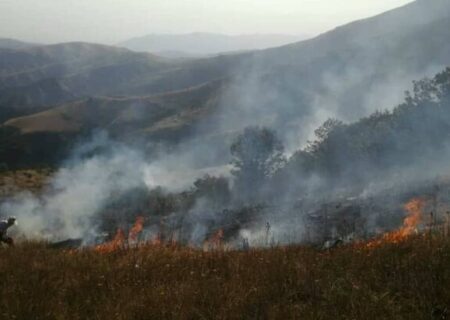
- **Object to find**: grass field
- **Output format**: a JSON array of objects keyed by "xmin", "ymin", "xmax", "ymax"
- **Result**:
[{"xmin": 0, "ymin": 234, "xmax": 449, "ymax": 320}]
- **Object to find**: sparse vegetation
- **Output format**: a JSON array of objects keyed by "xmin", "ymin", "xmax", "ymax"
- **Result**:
[
  {"xmin": 0, "ymin": 235, "xmax": 449, "ymax": 319},
  {"xmin": 0, "ymin": 169, "xmax": 53, "ymax": 199}
]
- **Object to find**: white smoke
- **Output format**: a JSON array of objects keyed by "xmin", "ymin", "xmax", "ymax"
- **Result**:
[
  {"xmin": 0, "ymin": 134, "xmax": 148, "ymax": 240},
  {"xmin": 0, "ymin": 132, "xmax": 230, "ymax": 241}
]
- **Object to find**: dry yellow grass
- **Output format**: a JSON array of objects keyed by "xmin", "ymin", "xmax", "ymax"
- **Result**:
[
  {"xmin": 0, "ymin": 169, "xmax": 53, "ymax": 198},
  {"xmin": 0, "ymin": 234, "xmax": 449, "ymax": 320}
]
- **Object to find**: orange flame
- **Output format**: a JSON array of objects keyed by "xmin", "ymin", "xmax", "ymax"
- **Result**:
[
  {"xmin": 365, "ymin": 197, "xmax": 425, "ymax": 248},
  {"xmin": 94, "ymin": 216, "xmax": 145, "ymax": 253},
  {"xmin": 400, "ymin": 198, "xmax": 423, "ymax": 236},
  {"xmin": 94, "ymin": 228, "xmax": 126, "ymax": 253},
  {"xmin": 128, "ymin": 216, "xmax": 144, "ymax": 242}
]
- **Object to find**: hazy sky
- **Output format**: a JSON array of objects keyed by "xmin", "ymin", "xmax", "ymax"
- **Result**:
[{"xmin": 0, "ymin": 0, "xmax": 414, "ymax": 44}]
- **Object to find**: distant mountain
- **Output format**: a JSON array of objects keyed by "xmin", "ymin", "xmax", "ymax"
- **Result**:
[
  {"xmin": 2, "ymin": 0, "xmax": 450, "ymax": 168},
  {"xmin": 0, "ymin": 38, "xmax": 39, "ymax": 50},
  {"xmin": 118, "ymin": 33, "xmax": 307, "ymax": 56},
  {"xmin": 0, "ymin": 42, "xmax": 171, "ymax": 90}
]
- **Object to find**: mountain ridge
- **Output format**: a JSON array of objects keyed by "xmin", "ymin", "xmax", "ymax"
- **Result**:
[
  {"xmin": 2, "ymin": 0, "xmax": 450, "ymax": 167},
  {"xmin": 118, "ymin": 33, "xmax": 308, "ymax": 56}
]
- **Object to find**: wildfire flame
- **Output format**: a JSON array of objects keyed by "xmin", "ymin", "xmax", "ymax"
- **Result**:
[
  {"xmin": 365, "ymin": 197, "xmax": 425, "ymax": 248},
  {"xmin": 94, "ymin": 228, "xmax": 126, "ymax": 253},
  {"xmin": 400, "ymin": 198, "xmax": 423, "ymax": 236},
  {"xmin": 94, "ymin": 216, "xmax": 145, "ymax": 253},
  {"xmin": 128, "ymin": 216, "xmax": 144, "ymax": 242}
]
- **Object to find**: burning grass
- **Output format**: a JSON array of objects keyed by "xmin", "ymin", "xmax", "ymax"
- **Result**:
[
  {"xmin": 0, "ymin": 234, "xmax": 450, "ymax": 319},
  {"xmin": 94, "ymin": 216, "xmax": 145, "ymax": 253},
  {"xmin": 364, "ymin": 197, "xmax": 425, "ymax": 249}
]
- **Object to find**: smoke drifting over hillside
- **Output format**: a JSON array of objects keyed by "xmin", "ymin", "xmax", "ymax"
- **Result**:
[
  {"xmin": 1, "ymin": 133, "xmax": 147, "ymax": 240},
  {"xmin": 2, "ymin": 66, "xmax": 450, "ymax": 246},
  {"xmin": 0, "ymin": 133, "xmax": 231, "ymax": 242},
  {"xmin": 2, "ymin": 0, "xmax": 450, "ymax": 247},
  {"xmin": 214, "ymin": 0, "xmax": 450, "ymax": 151}
]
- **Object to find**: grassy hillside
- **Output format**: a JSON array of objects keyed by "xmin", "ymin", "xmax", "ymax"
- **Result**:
[
  {"xmin": 229, "ymin": 0, "xmax": 450, "ymax": 127},
  {"xmin": 0, "ymin": 80, "xmax": 226, "ymax": 168},
  {"xmin": 0, "ymin": 42, "xmax": 171, "ymax": 91},
  {"xmin": 0, "ymin": 234, "xmax": 449, "ymax": 319},
  {"xmin": 0, "ymin": 169, "xmax": 52, "ymax": 199},
  {"xmin": 4, "ymin": 0, "xmax": 449, "ymax": 125},
  {"xmin": 262, "ymin": 0, "xmax": 450, "ymax": 64},
  {"xmin": 0, "ymin": 78, "xmax": 75, "ymax": 123},
  {"xmin": 4, "ymin": 79, "xmax": 224, "ymax": 137},
  {"xmin": 0, "ymin": 41, "xmax": 243, "ymax": 98},
  {"xmin": 0, "ymin": 41, "xmax": 241, "ymax": 125}
]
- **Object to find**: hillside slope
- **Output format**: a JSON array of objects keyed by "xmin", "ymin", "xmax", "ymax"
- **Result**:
[
  {"xmin": 218, "ymin": 0, "xmax": 450, "ymax": 139},
  {"xmin": 0, "ymin": 78, "xmax": 74, "ymax": 122},
  {"xmin": 4, "ymin": 79, "xmax": 224, "ymax": 135},
  {"xmin": 0, "ymin": 42, "xmax": 186, "ymax": 120},
  {"xmin": 1, "ymin": 80, "xmax": 226, "ymax": 167},
  {"xmin": 0, "ymin": 41, "xmax": 244, "ymax": 102},
  {"xmin": 2, "ymin": 0, "xmax": 450, "ymax": 168},
  {"xmin": 0, "ymin": 42, "xmax": 170, "ymax": 89}
]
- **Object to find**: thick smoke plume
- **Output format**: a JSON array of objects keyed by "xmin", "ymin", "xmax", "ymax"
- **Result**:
[
  {"xmin": 0, "ymin": 133, "xmax": 149, "ymax": 240},
  {"xmin": 0, "ymin": 133, "xmax": 232, "ymax": 243}
]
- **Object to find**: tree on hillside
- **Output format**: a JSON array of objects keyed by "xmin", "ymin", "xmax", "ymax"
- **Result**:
[
  {"xmin": 404, "ymin": 67, "xmax": 450, "ymax": 107},
  {"xmin": 230, "ymin": 127, "xmax": 285, "ymax": 201},
  {"xmin": 303, "ymin": 118, "xmax": 347, "ymax": 176},
  {"xmin": 193, "ymin": 175, "xmax": 231, "ymax": 209},
  {"xmin": 305, "ymin": 118, "xmax": 344, "ymax": 155},
  {"xmin": 281, "ymin": 67, "xmax": 450, "ymax": 190}
]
